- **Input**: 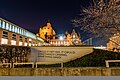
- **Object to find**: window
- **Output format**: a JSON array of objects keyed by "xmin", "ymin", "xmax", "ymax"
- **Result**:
[
  {"xmin": 15, "ymin": 27, "xmax": 17, "ymax": 33},
  {"xmin": 73, "ymin": 35, "xmax": 75, "ymax": 38},
  {"xmin": 12, "ymin": 25, "xmax": 14, "ymax": 32},
  {"xmin": 6, "ymin": 23, "xmax": 9, "ymax": 30},
  {"xmin": 12, "ymin": 34, "xmax": 16, "ymax": 40},
  {"xmin": 17, "ymin": 28, "xmax": 19, "ymax": 33},
  {"xmin": 25, "ymin": 38, "xmax": 27, "ymax": 42},
  {"xmin": 2, "ymin": 21, "xmax": 5, "ymax": 29},
  {"xmin": 21, "ymin": 30, "xmax": 23, "ymax": 34},
  {"xmin": 19, "ymin": 29, "xmax": 21, "ymax": 34},
  {"xmin": 2, "ymin": 31, "xmax": 8, "ymax": 39},
  {"xmin": 9, "ymin": 24, "xmax": 12, "ymax": 31},
  {"xmin": 19, "ymin": 36, "xmax": 22, "ymax": 41},
  {"xmin": 29, "ymin": 39, "xmax": 32, "ymax": 43}
]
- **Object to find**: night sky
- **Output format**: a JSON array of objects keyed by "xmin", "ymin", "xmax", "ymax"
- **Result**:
[
  {"xmin": 0, "ymin": 0, "xmax": 105, "ymax": 46},
  {"xmin": 0, "ymin": 0, "xmax": 90, "ymax": 34}
]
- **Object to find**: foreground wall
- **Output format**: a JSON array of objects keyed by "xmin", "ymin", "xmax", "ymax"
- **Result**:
[
  {"xmin": 30, "ymin": 46, "xmax": 93, "ymax": 63},
  {"xmin": 0, "ymin": 67, "xmax": 120, "ymax": 76}
]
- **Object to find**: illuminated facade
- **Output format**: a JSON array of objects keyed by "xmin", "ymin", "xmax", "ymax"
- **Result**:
[
  {"xmin": 36, "ymin": 21, "xmax": 56, "ymax": 42},
  {"xmin": 107, "ymin": 33, "xmax": 120, "ymax": 51},
  {"xmin": 50, "ymin": 29, "xmax": 83, "ymax": 46},
  {"xmin": 37, "ymin": 21, "xmax": 83, "ymax": 46},
  {"xmin": 0, "ymin": 18, "xmax": 45, "ymax": 46}
]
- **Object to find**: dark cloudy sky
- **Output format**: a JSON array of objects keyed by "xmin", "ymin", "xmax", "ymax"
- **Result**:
[
  {"xmin": 0, "ymin": 0, "xmax": 90, "ymax": 34},
  {"xmin": 1, "ymin": 0, "xmax": 107, "ymax": 46}
]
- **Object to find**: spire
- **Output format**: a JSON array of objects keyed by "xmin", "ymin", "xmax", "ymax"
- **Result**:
[
  {"xmin": 48, "ymin": 20, "xmax": 50, "ymax": 23},
  {"xmin": 47, "ymin": 20, "xmax": 51, "ymax": 27}
]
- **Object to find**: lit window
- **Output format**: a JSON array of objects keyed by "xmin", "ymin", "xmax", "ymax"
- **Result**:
[
  {"xmin": 17, "ymin": 28, "xmax": 19, "ymax": 33},
  {"xmin": 58, "ymin": 42, "xmax": 60, "ymax": 44},
  {"xmin": 73, "ymin": 35, "xmax": 75, "ymax": 38},
  {"xmin": 24, "ymin": 31, "xmax": 26, "ymax": 35},
  {"xmin": 9, "ymin": 24, "xmax": 12, "ymax": 31},
  {"xmin": 21, "ymin": 30, "xmax": 23, "ymax": 35},
  {"xmin": 12, "ymin": 34, "xmax": 16, "ymax": 40},
  {"xmin": 2, "ymin": 21, "xmax": 5, "ymax": 29},
  {"xmin": 12, "ymin": 26, "xmax": 14, "ymax": 32},
  {"xmin": 25, "ymin": 38, "xmax": 27, "ymax": 42},
  {"xmin": 29, "ymin": 39, "xmax": 32, "ymax": 43},
  {"xmin": 61, "ymin": 42, "xmax": 63, "ymax": 44},
  {"xmin": 1, "ymin": 38, "xmax": 8, "ymax": 44},
  {"xmin": 23, "ymin": 30, "xmax": 26, "ymax": 35},
  {"xmin": 56, "ymin": 42, "xmax": 57, "ymax": 44},
  {"xmin": 2, "ymin": 31, "xmax": 8, "ymax": 39},
  {"xmin": 11, "ymin": 40, "xmax": 16, "ymax": 45},
  {"xmin": 19, "ymin": 36, "xmax": 22, "ymax": 41},
  {"xmin": 15, "ymin": 27, "xmax": 17, "ymax": 33},
  {"xmin": 20, "ymin": 29, "xmax": 21, "ymax": 34},
  {"xmin": 50, "ymin": 42, "xmax": 52, "ymax": 44},
  {"xmin": 6, "ymin": 23, "xmax": 9, "ymax": 30}
]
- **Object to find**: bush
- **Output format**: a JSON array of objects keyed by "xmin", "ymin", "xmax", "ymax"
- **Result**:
[{"xmin": 64, "ymin": 49, "xmax": 120, "ymax": 67}]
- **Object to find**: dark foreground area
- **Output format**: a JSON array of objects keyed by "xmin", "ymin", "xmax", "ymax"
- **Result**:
[{"xmin": 64, "ymin": 49, "xmax": 120, "ymax": 67}]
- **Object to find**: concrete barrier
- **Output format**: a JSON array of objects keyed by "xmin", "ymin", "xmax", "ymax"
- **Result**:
[{"xmin": 30, "ymin": 46, "xmax": 93, "ymax": 63}]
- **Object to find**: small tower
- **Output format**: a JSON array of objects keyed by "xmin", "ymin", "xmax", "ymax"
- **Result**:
[{"xmin": 71, "ymin": 29, "xmax": 82, "ymax": 45}]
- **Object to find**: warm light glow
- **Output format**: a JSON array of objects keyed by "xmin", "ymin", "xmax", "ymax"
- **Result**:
[
  {"xmin": 38, "ymin": 43, "xmax": 41, "ymax": 46},
  {"xmin": 19, "ymin": 42, "xmax": 22, "ymax": 46},
  {"xmin": 11, "ymin": 40, "xmax": 16, "ymax": 45},
  {"xmin": 73, "ymin": 35, "xmax": 75, "ymax": 38},
  {"xmin": 24, "ymin": 43, "xmax": 27, "ymax": 46},
  {"xmin": 33, "ymin": 44, "xmax": 35, "ymax": 46},
  {"xmin": 29, "ymin": 43, "xmax": 32, "ymax": 46},
  {"xmin": 50, "ymin": 42, "xmax": 53, "ymax": 44},
  {"xmin": 29, "ymin": 39, "xmax": 32, "ymax": 41},
  {"xmin": 58, "ymin": 42, "xmax": 60, "ymax": 44},
  {"xmin": 1, "ymin": 38, "xmax": 8, "ymax": 44}
]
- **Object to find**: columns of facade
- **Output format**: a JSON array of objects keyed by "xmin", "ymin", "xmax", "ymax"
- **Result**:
[
  {"xmin": 16, "ymin": 34, "xmax": 19, "ymax": 46},
  {"xmin": 27, "ymin": 38, "xmax": 29, "ymax": 46},
  {"xmin": 22, "ymin": 36, "xmax": 25, "ymax": 46},
  {"xmin": 8, "ymin": 32, "xmax": 12, "ymax": 45}
]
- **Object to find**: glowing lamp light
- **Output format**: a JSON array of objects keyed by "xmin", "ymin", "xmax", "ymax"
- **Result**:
[
  {"xmin": 73, "ymin": 35, "xmax": 75, "ymax": 38},
  {"xmin": 59, "ymin": 36, "xmax": 64, "ymax": 40}
]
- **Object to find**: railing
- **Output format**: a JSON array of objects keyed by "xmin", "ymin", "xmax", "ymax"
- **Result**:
[
  {"xmin": 35, "ymin": 62, "xmax": 63, "ymax": 68},
  {"xmin": 0, "ymin": 63, "xmax": 11, "ymax": 68},
  {"xmin": 13, "ymin": 62, "xmax": 34, "ymax": 68},
  {"xmin": 105, "ymin": 60, "xmax": 120, "ymax": 68},
  {"xmin": 0, "ymin": 62, "xmax": 63, "ymax": 68}
]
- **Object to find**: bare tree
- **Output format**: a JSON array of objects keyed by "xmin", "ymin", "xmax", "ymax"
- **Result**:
[{"xmin": 73, "ymin": 0, "xmax": 120, "ymax": 38}]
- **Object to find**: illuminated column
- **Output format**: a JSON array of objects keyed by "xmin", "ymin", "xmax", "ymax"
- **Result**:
[
  {"xmin": 8, "ymin": 32, "xmax": 12, "ymax": 45},
  {"xmin": 16, "ymin": 34, "xmax": 19, "ymax": 46},
  {"xmin": 27, "ymin": 38, "xmax": 30, "ymax": 46},
  {"xmin": 22, "ymin": 36, "xmax": 25, "ymax": 46},
  {"xmin": 0, "ymin": 29, "xmax": 3, "ymax": 45}
]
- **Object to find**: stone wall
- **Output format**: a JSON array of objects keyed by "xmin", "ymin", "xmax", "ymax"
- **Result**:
[{"xmin": 0, "ymin": 67, "xmax": 120, "ymax": 76}]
